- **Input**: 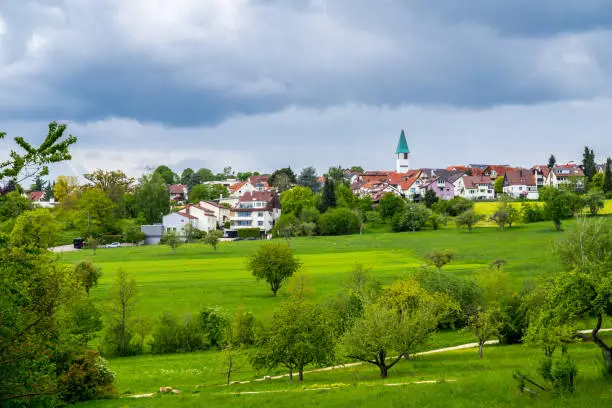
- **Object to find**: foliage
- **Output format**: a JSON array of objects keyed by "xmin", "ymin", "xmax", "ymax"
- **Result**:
[
  {"xmin": 122, "ymin": 219, "xmax": 145, "ymax": 243},
  {"xmin": 75, "ymin": 260, "xmax": 103, "ymax": 295},
  {"xmin": 199, "ymin": 307, "xmax": 229, "ymax": 349},
  {"xmin": 272, "ymin": 213, "xmax": 298, "ymax": 239},
  {"xmin": 75, "ymin": 187, "xmax": 117, "ymax": 237},
  {"xmin": 0, "ymin": 191, "xmax": 30, "ymax": 223},
  {"xmin": 150, "ymin": 313, "xmax": 206, "ymax": 354},
  {"xmin": 189, "ymin": 183, "xmax": 229, "ymax": 202},
  {"xmin": 548, "ymin": 154, "xmax": 556, "ymax": 169},
  {"xmin": 422, "ymin": 188, "xmax": 438, "ymax": 208},
  {"xmin": 541, "ymin": 187, "xmax": 573, "ymax": 231},
  {"xmin": 84, "ymin": 169, "xmax": 134, "ymax": 203},
  {"xmin": 320, "ymin": 176, "xmax": 337, "ymax": 212},
  {"xmin": 350, "ymin": 166, "xmax": 364, "ymax": 173},
  {"xmin": 134, "ymin": 172, "xmax": 170, "ymax": 224},
  {"xmin": 9, "ymin": 208, "xmax": 59, "ymax": 248},
  {"xmin": 251, "ymin": 300, "xmax": 334, "ymax": 381},
  {"xmin": 318, "ymin": 207, "xmax": 361, "ymax": 236},
  {"xmin": 335, "ymin": 184, "xmax": 357, "ymax": 209},
  {"xmin": 237, "ymin": 228, "xmax": 261, "ymax": 239},
  {"xmin": 521, "ymin": 202, "xmax": 546, "ymax": 223},
  {"xmin": 105, "ymin": 269, "xmax": 138, "ymax": 356},
  {"xmin": 231, "ymin": 308, "xmax": 258, "ymax": 346},
  {"xmin": 494, "ymin": 176, "xmax": 504, "ymax": 195},
  {"xmin": 391, "ymin": 202, "xmax": 430, "ymax": 232},
  {"xmin": 467, "ymin": 306, "xmax": 503, "ymax": 359},
  {"xmin": 203, "ymin": 230, "xmax": 223, "ymax": 252},
  {"xmin": 604, "ymin": 157, "xmax": 612, "ymax": 193},
  {"xmin": 424, "ymin": 249, "xmax": 454, "ymax": 272},
  {"xmin": 153, "ymin": 165, "xmax": 177, "ymax": 185},
  {"xmin": 448, "ymin": 196, "xmax": 474, "ymax": 216},
  {"xmin": 196, "ymin": 168, "xmax": 216, "ymax": 182},
  {"xmin": 297, "ymin": 166, "xmax": 320, "ymax": 192},
  {"xmin": 584, "ymin": 190, "xmax": 605, "ymax": 215},
  {"xmin": 59, "ymin": 351, "xmax": 117, "ymax": 403},
  {"xmin": 0, "ymin": 121, "xmax": 77, "ymax": 187},
  {"xmin": 489, "ymin": 200, "xmax": 518, "ymax": 231},
  {"xmin": 69, "ymin": 299, "xmax": 103, "ymax": 344},
  {"xmin": 378, "ymin": 192, "xmax": 404, "ymax": 219},
  {"xmin": 248, "ymin": 243, "xmax": 301, "ymax": 296},
  {"xmin": 160, "ymin": 230, "xmax": 182, "ymax": 253},
  {"xmin": 54, "ymin": 175, "xmax": 80, "ymax": 203},
  {"xmin": 455, "ymin": 209, "xmax": 483, "ymax": 232},
  {"xmin": 582, "ymin": 146, "xmax": 597, "ymax": 182},
  {"xmin": 269, "ymin": 168, "xmax": 297, "ymax": 191},
  {"xmin": 281, "ymin": 186, "xmax": 315, "ymax": 216}
]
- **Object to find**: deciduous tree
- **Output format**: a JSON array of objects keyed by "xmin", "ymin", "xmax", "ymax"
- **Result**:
[
  {"xmin": 84, "ymin": 169, "xmax": 134, "ymax": 203},
  {"xmin": 161, "ymin": 230, "xmax": 181, "ymax": 253},
  {"xmin": 153, "ymin": 165, "xmax": 177, "ymax": 185},
  {"xmin": 107, "ymin": 269, "xmax": 138, "ymax": 356},
  {"xmin": 9, "ymin": 208, "xmax": 59, "ymax": 249},
  {"xmin": 297, "ymin": 166, "xmax": 320, "ymax": 192},
  {"xmin": 74, "ymin": 260, "xmax": 103, "ymax": 296},
  {"xmin": 424, "ymin": 250, "xmax": 454, "ymax": 272},
  {"xmin": 455, "ymin": 209, "xmax": 482, "ymax": 232},
  {"xmin": 134, "ymin": 172, "xmax": 170, "ymax": 224},
  {"xmin": 203, "ymin": 230, "xmax": 223, "ymax": 252},
  {"xmin": 248, "ymin": 243, "xmax": 301, "ymax": 296}
]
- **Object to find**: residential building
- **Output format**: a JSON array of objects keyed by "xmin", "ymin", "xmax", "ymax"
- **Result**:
[
  {"xmin": 141, "ymin": 224, "xmax": 164, "ymax": 245},
  {"xmin": 27, "ymin": 191, "xmax": 58, "ymax": 208},
  {"xmin": 483, "ymin": 165, "xmax": 515, "ymax": 179},
  {"xmin": 168, "ymin": 184, "xmax": 188, "ymax": 204},
  {"xmin": 503, "ymin": 169, "xmax": 539, "ymax": 200},
  {"xmin": 162, "ymin": 205, "xmax": 217, "ymax": 234},
  {"xmin": 531, "ymin": 165, "xmax": 551, "ymax": 190},
  {"xmin": 230, "ymin": 191, "xmax": 281, "ymax": 234},
  {"xmin": 544, "ymin": 164, "xmax": 585, "ymax": 188},
  {"xmin": 421, "ymin": 176, "xmax": 456, "ymax": 201},
  {"xmin": 456, "ymin": 175, "xmax": 494, "ymax": 200},
  {"xmin": 196, "ymin": 200, "xmax": 231, "ymax": 227}
]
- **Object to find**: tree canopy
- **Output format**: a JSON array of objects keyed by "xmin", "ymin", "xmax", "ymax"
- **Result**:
[{"xmin": 248, "ymin": 243, "xmax": 301, "ymax": 296}]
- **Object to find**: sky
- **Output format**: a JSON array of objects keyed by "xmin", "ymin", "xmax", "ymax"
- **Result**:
[{"xmin": 1, "ymin": 0, "xmax": 612, "ymax": 179}]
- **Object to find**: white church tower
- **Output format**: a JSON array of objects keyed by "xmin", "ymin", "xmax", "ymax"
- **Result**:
[{"xmin": 395, "ymin": 129, "xmax": 410, "ymax": 173}]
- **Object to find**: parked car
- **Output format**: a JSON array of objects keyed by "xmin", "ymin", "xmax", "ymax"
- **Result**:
[
  {"xmin": 105, "ymin": 242, "xmax": 121, "ymax": 248},
  {"xmin": 233, "ymin": 237, "xmax": 244, "ymax": 241},
  {"xmin": 245, "ymin": 237, "xmax": 257, "ymax": 241}
]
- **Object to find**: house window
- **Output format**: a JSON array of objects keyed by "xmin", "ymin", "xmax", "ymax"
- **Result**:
[
  {"xmin": 258, "ymin": 211, "xmax": 264, "ymax": 217},
  {"xmin": 258, "ymin": 221, "xmax": 264, "ymax": 226}
]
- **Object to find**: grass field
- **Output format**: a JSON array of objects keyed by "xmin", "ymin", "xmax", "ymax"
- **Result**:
[{"xmin": 61, "ymin": 216, "xmax": 612, "ymax": 407}]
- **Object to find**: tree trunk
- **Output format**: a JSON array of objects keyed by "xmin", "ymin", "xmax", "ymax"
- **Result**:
[
  {"xmin": 288, "ymin": 367, "xmax": 293, "ymax": 381},
  {"xmin": 479, "ymin": 341, "xmax": 484, "ymax": 359},
  {"xmin": 379, "ymin": 364, "xmax": 388, "ymax": 378},
  {"xmin": 298, "ymin": 369, "xmax": 304, "ymax": 382},
  {"xmin": 593, "ymin": 314, "xmax": 612, "ymax": 375},
  {"xmin": 554, "ymin": 220, "xmax": 561, "ymax": 231}
]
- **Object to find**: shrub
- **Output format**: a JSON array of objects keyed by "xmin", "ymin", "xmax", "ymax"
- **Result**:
[
  {"xmin": 455, "ymin": 209, "xmax": 483, "ymax": 232},
  {"xmin": 448, "ymin": 197, "xmax": 474, "ymax": 216},
  {"xmin": 365, "ymin": 210, "xmax": 383, "ymax": 225},
  {"xmin": 150, "ymin": 313, "xmax": 206, "ymax": 354},
  {"xmin": 318, "ymin": 208, "xmax": 361, "ymax": 235},
  {"xmin": 551, "ymin": 356, "xmax": 578, "ymax": 393},
  {"xmin": 59, "ymin": 351, "xmax": 117, "ymax": 403},
  {"xmin": 521, "ymin": 202, "xmax": 546, "ymax": 223},
  {"xmin": 378, "ymin": 193, "xmax": 404, "ymax": 219},
  {"xmin": 122, "ymin": 220, "xmax": 145, "ymax": 243},
  {"xmin": 272, "ymin": 213, "xmax": 298, "ymax": 237},
  {"xmin": 237, "ymin": 228, "xmax": 261, "ymax": 239},
  {"xmin": 199, "ymin": 307, "xmax": 229, "ymax": 349},
  {"xmin": 498, "ymin": 293, "xmax": 529, "ymax": 345},
  {"xmin": 391, "ymin": 203, "xmax": 430, "ymax": 232}
]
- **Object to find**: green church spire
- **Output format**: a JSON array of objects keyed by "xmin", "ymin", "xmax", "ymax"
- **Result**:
[{"xmin": 395, "ymin": 129, "xmax": 410, "ymax": 154}]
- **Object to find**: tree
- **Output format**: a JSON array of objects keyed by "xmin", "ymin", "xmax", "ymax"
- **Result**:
[
  {"xmin": 378, "ymin": 192, "xmax": 404, "ymax": 219},
  {"xmin": 134, "ymin": 172, "xmax": 170, "ymax": 224},
  {"xmin": 196, "ymin": 168, "xmax": 216, "ymax": 182},
  {"xmin": 43, "ymin": 181, "xmax": 54, "ymax": 201},
  {"xmin": 340, "ymin": 280, "xmax": 451, "ymax": 378},
  {"xmin": 75, "ymin": 260, "xmax": 103, "ymax": 295},
  {"xmin": 326, "ymin": 165, "xmax": 346, "ymax": 186},
  {"xmin": 297, "ymin": 166, "xmax": 320, "ymax": 192},
  {"xmin": 236, "ymin": 171, "xmax": 253, "ymax": 182},
  {"xmin": 53, "ymin": 175, "xmax": 80, "ymax": 203},
  {"xmin": 180, "ymin": 168, "xmax": 195, "ymax": 184},
  {"xmin": 541, "ymin": 187, "xmax": 573, "ymax": 231},
  {"xmin": 83, "ymin": 169, "xmax": 134, "ymax": 203},
  {"xmin": 76, "ymin": 188, "xmax": 117, "ymax": 237},
  {"xmin": 467, "ymin": 307, "xmax": 502, "ymax": 359},
  {"xmin": 29, "ymin": 175, "xmax": 45, "ymax": 192},
  {"xmin": 251, "ymin": 300, "xmax": 334, "ymax": 381},
  {"xmin": 0, "ymin": 190, "xmax": 30, "ymax": 223},
  {"xmin": 494, "ymin": 176, "xmax": 504, "ymax": 195},
  {"xmin": 391, "ymin": 202, "xmax": 430, "ymax": 232},
  {"xmin": 161, "ymin": 230, "xmax": 181, "ymax": 253},
  {"xmin": 269, "ymin": 168, "xmax": 297, "ymax": 189},
  {"xmin": 318, "ymin": 208, "xmax": 361, "ymax": 235},
  {"xmin": 153, "ymin": 165, "xmax": 177, "ymax": 185},
  {"xmin": 248, "ymin": 243, "xmax": 301, "ymax": 296},
  {"xmin": 87, "ymin": 236, "xmax": 99, "ymax": 255},
  {"xmin": 108, "ymin": 269, "xmax": 138, "ymax": 356},
  {"xmin": 122, "ymin": 220, "xmax": 145, "ymax": 243},
  {"xmin": 10, "ymin": 208, "xmax": 60, "ymax": 249},
  {"xmin": 0, "ymin": 121, "xmax": 77, "ymax": 189},
  {"xmin": 422, "ymin": 188, "xmax": 438, "ymax": 208},
  {"xmin": 455, "ymin": 209, "xmax": 483, "ymax": 232},
  {"xmin": 584, "ymin": 190, "xmax": 605, "ymax": 215},
  {"xmin": 320, "ymin": 176, "xmax": 336, "ymax": 212},
  {"xmin": 548, "ymin": 154, "xmax": 556, "ymax": 169},
  {"xmin": 189, "ymin": 184, "xmax": 229, "ymax": 203},
  {"xmin": 424, "ymin": 250, "xmax": 454, "ymax": 273},
  {"xmin": 490, "ymin": 200, "xmax": 518, "ymax": 231},
  {"xmin": 350, "ymin": 166, "xmax": 364, "ymax": 174},
  {"xmin": 203, "ymin": 230, "xmax": 223, "ymax": 252},
  {"xmin": 280, "ymin": 186, "xmax": 315, "ymax": 216},
  {"xmin": 603, "ymin": 157, "xmax": 612, "ymax": 193},
  {"xmin": 582, "ymin": 146, "xmax": 597, "ymax": 182}
]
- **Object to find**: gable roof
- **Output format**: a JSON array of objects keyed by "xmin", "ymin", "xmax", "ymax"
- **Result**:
[
  {"xmin": 504, "ymin": 169, "xmax": 536, "ymax": 186},
  {"xmin": 168, "ymin": 184, "xmax": 187, "ymax": 194},
  {"xmin": 463, "ymin": 175, "xmax": 493, "ymax": 189},
  {"xmin": 28, "ymin": 191, "xmax": 45, "ymax": 201},
  {"xmin": 395, "ymin": 130, "xmax": 410, "ymax": 154},
  {"xmin": 176, "ymin": 211, "xmax": 198, "ymax": 220}
]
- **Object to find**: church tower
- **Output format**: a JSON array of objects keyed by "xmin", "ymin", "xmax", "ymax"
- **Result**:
[{"xmin": 395, "ymin": 129, "xmax": 410, "ymax": 173}]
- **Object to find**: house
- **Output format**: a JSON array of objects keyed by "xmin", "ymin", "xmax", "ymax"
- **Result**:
[
  {"xmin": 544, "ymin": 164, "xmax": 585, "ymax": 189},
  {"xmin": 168, "ymin": 184, "xmax": 188, "ymax": 204},
  {"xmin": 248, "ymin": 175, "xmax": 270, "ymax": 191},
  {"xmin": 230, "ymin": 191, "xmax": 281, "ymax": 235},
  {"xmin": 421, "ymin": 175, "xmax": 456, "ymax": 201},
  {"xmin": 162, "ymin": 205, "xmax": 217, "ymax": 235},
  {"xmin": 503, "ymin": 169, "xmax": 539, "ymax": 200},
  {"xmin": 456, "ymin": 175, "xmax": 495, "ymax": 200},
  {"xmin": 27, "ymin": 191, "xmax": 58, "ymax": 208},
  {"xmin": 196, "ymin": 200, "xmax": 231, "ymax": 227},
  {"xmin": 531, "ymin": 165, "xmax": 551, "ymax": 190},
  {"xmin": 141, "ymin": 224, "xmax": 164, "ymax": 245},
  {"xmin": 483, "ymin": 165, "xmax": 515, "ymax": 179}
]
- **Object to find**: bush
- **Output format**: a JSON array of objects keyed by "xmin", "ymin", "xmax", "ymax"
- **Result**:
[
  {"xmin": 99, "ymin": 234, "xmax": 122, "ymax": 244},
  {"xmin": 391, "ymin": 202, "xmax": 430, "ymax": 232},
  {"xmin": 122, "ymin": 220, "xmax": 145, "ymax": 243},
  {"xmin": 378, "ymin": 193, "xmax": 404, "ymax": 219},
  {"xmin": 199, "ymin": 307, "xmax": 229, "ymax": 349},
  {"xmin": 455, "ymin": 209, "xmax": 483, "ymax": 232},
  {"xmin": 150, "ymin": 313, "xmax": 206, "ymax": 354},
  {"xmin": 237, "ymin": 228, "xmax": 261, "ymax": 239},
  {"xmin": 296, "ymin": 222, "xmax": 317, "ymax": 236},
  {"xmin": 365, "ymin": 210, "xmax": 383, "ymax": 225},
  {"xmin": 448, "ymin": 197, "xmax": 474, "ymax": 216},
  {"xmin": 551, "ymin": 356, "xmax": 578, "ymax": 393},
  {"xmin": 498, "ymin": 293, "xmax": 529, "ymax": 345},
  {"xmin": 521, "ymin": 202, "xmax": 546, "ymax": 223},
  {"xmin": 318, "ymin": 208, "xmax": 361, "ymax": 235},
  {"xmin": 272, "ymin": 213, "xmax": 298, "ymax": 237},
  {"xmin": 59, "ymin": 351, "xmax": 117, "ymax": 403}
]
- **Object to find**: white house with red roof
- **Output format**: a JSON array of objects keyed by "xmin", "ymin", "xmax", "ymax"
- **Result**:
[
  {"xmin": 503, "ymin": 169, "xmax": 539, "ymax": 199},
  {"xmin": 456, "ymin": 175, "xmax": 495, "ymax": 200},
  {"xmin": 162, "ymin": 204, "xmax": 217, "ymax": 234},
  {"xmin": 168, "ymin": 184, "xmax": 188, "ymax": 204},
  {"xmin": 26, "ymin": 191, "xmax": 58, "ymax": 208},
  {"xmin": 230, "ymin": 191, "xmax": 281, "ymax": 234},
  {"xmin": 544, "ymin": 164, "xmax": 585, "ymax": 188}
]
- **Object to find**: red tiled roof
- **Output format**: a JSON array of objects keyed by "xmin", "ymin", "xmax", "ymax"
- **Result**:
[
  {"xmin": 176, "ymin": 211, "xmax": 198, "ymax": 220},
  {"xmin": 248, "ymin": 175, "xmax": 269, "ymax": 185},
  {"xmin": 201, "ymin": 200, "xmax": 226, "ymax": 209},
  {"xmin": 168, "ymin": 184, "xmax": 187, "ymax": 194},
  {"xmin": 28, "ymin": 191, "xmax": 45, "ymax": 201},
  {"xmin": 504, "ymin": 169, "xmax": 536, "ymax": 186},
  {"xmin": 463, "ymin": 175, "xmax": 493, "ymax": 189},
  {"xmin": 191, "ymin": 204, "xmax": 217, "ymax": 216},
  {"xmin": 229, "ymin": 181, "xmax": 247, "ymax": 193},
  {"xmin": 552, "ymin": 164, "xmax": 584, "ymax": 177}
]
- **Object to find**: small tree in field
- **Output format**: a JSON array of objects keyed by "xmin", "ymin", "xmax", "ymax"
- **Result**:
[
  {"xmin": 87, "ymin": 236, "xmax": 99, "ymax": 255},
  {"xmin": 584, "ymin": 190, "xmax": 604, "ymax": 216},
  {"xmin": 203, "ymin": 230, "xmax": 223, "ymax": 252},
  {"xmin": 248, "ymin": 243, "xmax": 301, "ymax": 296},
  {"xmin": 161, "ymin": 230, "xmax": 181, "ymax": 253},
  {"xmin": 108, "ymin": 269, "xmax": 138, "ymax": 356},
  {"xmin": 467, "ymin": 307, "xmax": 502, "ymax": 359},
  {"xmin": 74, "ymin": 260, "xmax": 103, "ymax": 295},
  {"xmin": 455, "ymin": 209, "xmax": 483, "ymax": 232},
  {"xmin": 424, "ymin": 250, "xmax": 454, "ymax": 273}
]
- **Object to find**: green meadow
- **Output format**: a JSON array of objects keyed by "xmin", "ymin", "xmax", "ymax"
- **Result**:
[{"xmin": 61, "ymin": 217, "xmax": 612, "ymax": 407}]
